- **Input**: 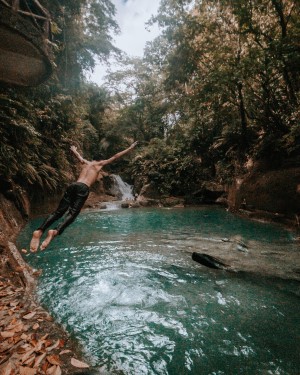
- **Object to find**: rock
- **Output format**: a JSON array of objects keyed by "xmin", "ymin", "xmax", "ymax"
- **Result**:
[
  {"xmin": 129, "ymin": 202, "xmax": 140, "ymax": 208},
  {"xmin": 192, "ymin": 252, "xmax": 229, "ymax": 270},
  {"xmin": 159, "ymin": 197, "xmax": 185, "ymax": 207}
]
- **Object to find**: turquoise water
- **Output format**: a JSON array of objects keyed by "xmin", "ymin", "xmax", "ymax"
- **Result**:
[{"xmin": 18, "ymin": 207, "xmax": 300, "ymax": 375}]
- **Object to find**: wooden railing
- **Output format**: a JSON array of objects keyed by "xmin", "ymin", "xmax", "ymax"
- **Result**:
[{"xmin": 0, "ymin": 0, "xmax": 51, "ymax": 40}]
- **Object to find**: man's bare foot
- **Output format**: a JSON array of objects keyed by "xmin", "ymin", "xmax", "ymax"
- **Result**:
[
  {"xmin": 30, "ymin": 230, "xmax": 43, "ymax": 252},
  {"xmin": 40, "ymin": 229, "xmax": 58, "ymax": 251}
]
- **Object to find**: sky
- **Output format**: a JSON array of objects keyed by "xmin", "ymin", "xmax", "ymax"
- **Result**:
[{"xmin": 89, "ymin": 0, "xmax": 161, "ymax": 85}]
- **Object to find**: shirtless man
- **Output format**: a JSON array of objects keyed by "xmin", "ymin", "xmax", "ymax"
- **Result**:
[{"xmin": 30, "ymin": 142, "xmax": 137, "ymax": 252}]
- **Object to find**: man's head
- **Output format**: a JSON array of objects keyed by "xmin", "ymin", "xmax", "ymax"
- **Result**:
[{"xmin": 92, "ymin": 153, "xmax": 103, "ymax": 161}]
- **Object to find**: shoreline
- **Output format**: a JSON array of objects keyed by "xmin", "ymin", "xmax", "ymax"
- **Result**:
[{"xmin": 0, "ymin": 240, "xmax": 95, "ymax": 374}]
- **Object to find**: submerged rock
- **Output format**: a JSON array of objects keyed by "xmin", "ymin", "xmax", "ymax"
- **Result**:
[{"xmin": 192, "ymin": 252, "xmax": 229, "ymax": 270}]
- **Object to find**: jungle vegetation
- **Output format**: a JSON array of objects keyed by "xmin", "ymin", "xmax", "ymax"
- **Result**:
[{"xmin": 0, "ymin": 0, "xmax": 299, "ymax": 200}]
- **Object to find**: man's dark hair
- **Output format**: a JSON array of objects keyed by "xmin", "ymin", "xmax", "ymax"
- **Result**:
[{"xmin": 92, "ymin": 153, "xmax": 103, "ymax": 161}]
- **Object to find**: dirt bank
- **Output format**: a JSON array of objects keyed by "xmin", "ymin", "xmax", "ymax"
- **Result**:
[
  {"xmin": 228, "ymin": 166, "xmax": 300, "ymax": 222},
  {"xmin": 0, "ymin": 193, "xmax": 103, "ymax": 374}
]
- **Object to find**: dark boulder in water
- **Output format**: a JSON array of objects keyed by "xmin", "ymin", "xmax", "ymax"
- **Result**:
[{"xmin": 192, "ymin": 252, "xmax": 228, "ymax": 270}]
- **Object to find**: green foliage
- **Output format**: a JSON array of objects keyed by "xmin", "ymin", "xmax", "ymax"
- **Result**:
[
  {"xmin": 44, "ymin": 0, "xmax": 120, "ymax": 89},
  {"xmin": 0, "ymin": 0, "xmax": 119, "ymax": 200},
  {"xmin": 131, "ymin": 139, "xmax": 213, "ymax": 196},
  {"xmin": 2, "ymin": 0, "xmax": 300, "ymax": 204},
  {"xmin": 126, "ymin": 0, "xmax": 300, "ymax": 189},
  {"xmin": 0, "ymin": 83, "xmax": 112, "ymax": 193}
]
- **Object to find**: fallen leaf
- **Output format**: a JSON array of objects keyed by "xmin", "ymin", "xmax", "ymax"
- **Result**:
[
  {"xmin": 21, "ymin": 249, "xmax": 28, "ymax": 254},
  {"xmin": 46, "ymin": 340, "xmax": 60, "ymax": 352},
  {"xmin": 53, "ymin": 365, "xmax": 62, "ymax": 375},
  {"xmin": 33, "ymin": 353, "xmax": 46, "ymax": 368},
  {"xmin": 17, "ymin": 346, "xmax": 28, "ymax": 354},
  {"xmin": 19, "ymin": 366, "xmax": 37, "ymax": 375},
  {"xmin": 32, "ymin": 323, "xmax": 39, "ymax": 330},
  {"xmin": 1, "ymin": 332, "xmax": 14, "ymax": 338},
  {"xmin": 12, "ymin": 335, "xmax": 22, "ymax": 345},
  {"xmin": 41, "ymin": 360, "xmax": 49, "ymax": 373},
  {"xmin": 71, "ymin": 358, "xmax": 89, "ymax": 368},
  {"xmin": 34, "ymin": 339, "xmax": 46, "ymax": 352},
  {"xmin": 46, "ymin": 365, "xmax": 57, "ymax": 375},
  {"xmin": 0, "ymin": 360, "xmax": 13, "ymax": 375},
  {"xmin": 6, "ymin": 317, "xmax": 17, "ymax": 327},
  {"xmin": 46, "ymin": 355, "xmax": 61, "ymax": 366},
  {"xmin": 0, "ymin": 340, "xmax": 14, "ymax": 353},
  {"xmin": 15, "ymin": 267, "xmax": 25, "ymax": 272},
  {"xmin": 6, "ymin": 322, "xmax": 24, "ymax": 332},
  {"xmin": 24, "ymin": 355, "xmax": 35, "ymax": 366},
  {"xmin": 23, "ymin": 312, "xmax": 36, "ymax": 320},
  {"xmin": 59, "ymin": 349, "xmax": 71, "ymax": 355},
  {"xmin": 44, "ymin": 339, "xmax": 53, "ymax": 348},
  {"xmin": 21, "ymin": 348, "xmax": 35, "ymax": 363},
  {"xmin": 30, "ymin": 339, "xmax": 38, "ymax": 347},
  {"xmin": 23, "ymin": 324, "xmax": 29, "ymax": 332}
]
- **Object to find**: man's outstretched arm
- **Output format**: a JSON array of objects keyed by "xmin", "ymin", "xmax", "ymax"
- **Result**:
[
  {"xmin": 70, "ymin": 145, "xmax": 89, "ymax": 164},
  {"xmin": 100, "ymin": 141, "xmax": 138, "ymax": 166}
]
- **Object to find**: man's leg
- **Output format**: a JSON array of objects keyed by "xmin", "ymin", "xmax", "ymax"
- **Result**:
[
  {"xmin": 39, "ymin": 184, "xmax": 89, "ymax": 251},
  {"xmin": 30, "ymin": 229, "xmax": 44, "ymax": 253},
  {"xmin": 40, "ymin": 229, "xmax": 58, "ymax": 250},
  {"xmin": 30, "ymin": 187, "xmax": 71, "ymax": 252}
]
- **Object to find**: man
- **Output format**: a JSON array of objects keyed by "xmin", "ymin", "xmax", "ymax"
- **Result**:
[{"xmin": 30, "ymin": 141, "xmax": 138, "ymax": 252}]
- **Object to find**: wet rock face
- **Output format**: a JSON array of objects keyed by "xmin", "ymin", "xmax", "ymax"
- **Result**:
[
  {"xmin": 229, "ymin": 167, "xmax": 300, "ymax": 218},
  {"xmin": 0, "ymin": 194, "xmax": 25, "ymax": 243}
]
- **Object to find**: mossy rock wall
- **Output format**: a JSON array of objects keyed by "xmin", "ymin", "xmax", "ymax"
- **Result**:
[{"xmin": 229, "ymin": 167, "xmax": 300, "ymax": 217}]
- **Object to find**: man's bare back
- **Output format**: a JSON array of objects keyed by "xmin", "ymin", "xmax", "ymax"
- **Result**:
[{"xmin": 77, "ymin": 162, "xmax": 103, "ymax": 187}]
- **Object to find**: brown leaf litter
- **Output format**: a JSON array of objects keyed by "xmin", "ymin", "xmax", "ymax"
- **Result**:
[{"xmin": 0, "ymin": 242, "xmax": 93, "ymax": 375}]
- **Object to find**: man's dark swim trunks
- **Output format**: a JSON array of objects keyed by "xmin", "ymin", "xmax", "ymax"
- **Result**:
[{"xmin": 37, "ymin": 182, "xmax": 90, "ymax": 235}]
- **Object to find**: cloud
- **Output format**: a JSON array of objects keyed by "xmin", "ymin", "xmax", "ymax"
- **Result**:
[{"xmin": 89, "ymin": 0, "xmax": 161, "ymax": 84}]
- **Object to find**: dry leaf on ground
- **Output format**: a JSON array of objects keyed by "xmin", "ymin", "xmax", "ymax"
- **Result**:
[
  {"xmin": 71, "ymin": 357, "xmax": 89, "ymax": 368},
  {"xmin": 33, "ymin": 352, "xmax": 46, "ymax": 368},
  {"xmin": 19, "ymin": 366, "xmax": 37, "ymax": 375},
  {"xmin": 59, "ymin": 349, "xmax": 71, "ymax": 355},
  {"xmin": 46, "ymin": 365, "xmax": 60, "ymax": 375},
  {"xmin": 46, "ymin": 354, "xmax": 62, "ymax": 366},
  {"xmin": 1, "ymin": 332, "xmax": 15, "ymax": 338},
  {"xmin": 0, "ymin": 360, "xmax": 13, "ymax": 375},
  {"xmin": 22, "ymin": 312, "xmax": 36, "ymax": 320},
  {"xmin": 54, "ymin": 366, "xmax": 62, "ymax": 375},
  {"xmin": 46, "ymin": 340, "xmax": 60, "ymax": 352}
]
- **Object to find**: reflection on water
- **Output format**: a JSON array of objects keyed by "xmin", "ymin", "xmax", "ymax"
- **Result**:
[{"xmin": 18, "ymin": 207, "xmax": 300, "ymax": 375}]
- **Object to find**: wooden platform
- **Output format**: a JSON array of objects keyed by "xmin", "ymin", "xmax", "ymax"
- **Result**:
[{"xmin": 0, "ymin": 3, "xmax": 52, "ymax": 86}]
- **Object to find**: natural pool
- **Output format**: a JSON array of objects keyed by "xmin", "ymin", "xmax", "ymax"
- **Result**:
[{"xmin": 18, "ymin": 207, "xmax": 300, "ymax": 375}]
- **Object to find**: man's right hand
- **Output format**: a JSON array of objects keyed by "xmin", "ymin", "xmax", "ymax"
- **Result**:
[{"xmin": 130, "ymin": 141, "xmax": 138, "ymax": 149}]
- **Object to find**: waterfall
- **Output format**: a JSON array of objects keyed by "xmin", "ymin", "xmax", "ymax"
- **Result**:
[{"xmin": 110, "ymin": 174, "xmax": 134, "ymax": 201}]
